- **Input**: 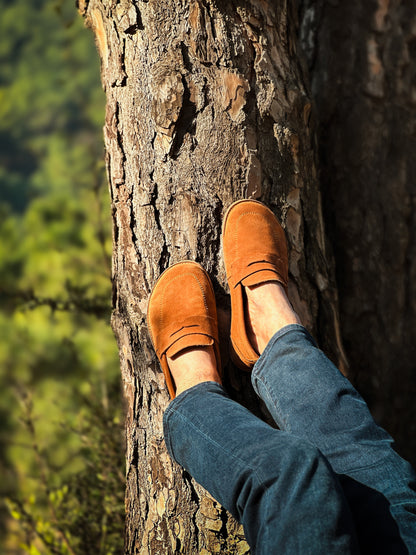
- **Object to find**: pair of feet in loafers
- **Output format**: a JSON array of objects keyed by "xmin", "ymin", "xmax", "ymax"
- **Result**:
[{"xmin": 147, "ymin": 200, "xmax": 301, "ymax": 398}]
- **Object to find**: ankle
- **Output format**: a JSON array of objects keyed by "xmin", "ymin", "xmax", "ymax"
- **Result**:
[
  {"xmin": 246, "ymin": 281, "xmax": 301, "ymax": 354},
  {"xmin": 167, "ymin": 346, "xmax": 221, "ymax": 397}
]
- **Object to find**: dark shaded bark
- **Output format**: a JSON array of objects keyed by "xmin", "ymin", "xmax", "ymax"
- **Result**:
[{"xmin": 300, "ymin": 0, "xmax": 416, "ymax": 465}]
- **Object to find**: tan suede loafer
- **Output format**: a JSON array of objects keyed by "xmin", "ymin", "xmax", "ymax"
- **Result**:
[
  {"xmin": 222, "ymin": 199, "xmax": 288, "ymax": 370},
  {"xmin": 147, "ymin": 261, "xmax": 221, "ymax": 398}
]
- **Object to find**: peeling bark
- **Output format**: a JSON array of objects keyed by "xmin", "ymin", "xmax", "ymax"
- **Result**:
[{"xmin": 82, "ymin": 0, "xmax": 345, "ymax": 551}]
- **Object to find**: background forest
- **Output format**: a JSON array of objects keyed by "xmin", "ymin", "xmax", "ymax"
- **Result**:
[{"xmin": 0, "ymin": 0, "xmax": 124, "ymax": 553}]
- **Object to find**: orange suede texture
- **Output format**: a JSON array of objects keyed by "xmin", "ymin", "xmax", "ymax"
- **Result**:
[
  {"xmin": 147, "ymin": 261, "xmax": 221, "ymax": 398},
  {"xmin": 222, "ymin": 200, "xmax": 288, "ymax": 370}
]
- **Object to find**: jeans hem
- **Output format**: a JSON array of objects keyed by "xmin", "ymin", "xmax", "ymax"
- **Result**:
[
  {"xmin": 252, "ymin": 324, "xmax": 316, "ymax": 380},
  {"xmin": 251, "ymin": 324, "xmax": 317, "ymax": 432},
  {"xmin": 163, "ymin": 381, "xmax": 227, "ymax": 460}
]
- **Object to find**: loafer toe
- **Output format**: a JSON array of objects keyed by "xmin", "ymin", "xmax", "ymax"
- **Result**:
[
  {"xmin": 222, "ymin": 200, "xmax": 288, "ymax": 370},
  {"xmin": 147, "ymin": 261, "xmax": 221, "ymax": 398}
]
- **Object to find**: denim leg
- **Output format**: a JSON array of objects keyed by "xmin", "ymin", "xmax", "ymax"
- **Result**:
[
  {"xmin": 164, "ymin": 381, "xmax": 359, "ymax": 554},
  {"xmin": 252, "ymin": 324, "xmax": 416, "ymax": 554}
]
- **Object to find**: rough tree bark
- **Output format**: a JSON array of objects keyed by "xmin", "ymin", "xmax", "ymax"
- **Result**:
[
  {"xmin": 299, "ymin": 0, "xmax": 416, "ymax": 465},
  {"xmin": 80, "ymin": 0, "xmax": 347, "ymax": 552}
]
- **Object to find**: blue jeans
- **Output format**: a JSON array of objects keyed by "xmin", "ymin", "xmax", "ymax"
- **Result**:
[{"xmin": 163, "ymin": 325, "xmax": 416, "ymax": 554}]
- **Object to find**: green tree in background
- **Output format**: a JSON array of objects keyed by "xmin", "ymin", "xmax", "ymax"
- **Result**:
[{"xmin": 0, "ymin": 0, "xmax": 124, "ymax": 552}]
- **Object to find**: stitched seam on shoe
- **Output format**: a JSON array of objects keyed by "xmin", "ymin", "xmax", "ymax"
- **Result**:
[
  {"xmin": 234, "ymin": 211, "xmax": 280, "ymax": 253},
  {"xmin": 232, "ymin": 336, "xmax": 257, "ymax": 365},
  {"xmin": 160, "ymin": 272, "xmax": 209, "ymax": 345},
  {"xmin": 232, "ymin": 211, "xmax": 283, "ymax": 290},
  {"xmin": 223, "ymin": 202, "xmax": 281, "ymax": 276},
  {"xmin": 148, "ymin": 261, "xmax": 195, "ymax": 348}
]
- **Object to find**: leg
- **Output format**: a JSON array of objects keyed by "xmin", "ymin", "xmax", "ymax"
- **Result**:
[
  {"xmin": 164, "ymin": 379, "xmax": 359, "ymax": 554},
  {"xmin": 148, "ymin": 259, "xmax": 357, "ymax": 552},
  {"xmin": 248, "ymin": 283, "xmax": 416, "ymax": 554}
]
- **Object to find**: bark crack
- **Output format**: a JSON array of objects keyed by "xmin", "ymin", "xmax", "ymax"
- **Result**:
[
  {"xmin": 218, "ymin": 506, "xmax": 229, "ymax": 543},
  {"xmin": 112, "ymin": 101, "xmax": 126, "ymax": 186},
  {"xmin": 125, "ymin": 3, "xmax": 144, "ymax": 34},
  {"xmin": 147, "ymin": 182, "xmax": 171, "ymax": 273},
  {"xmin": 169, "ymin": 75, "xmax": 197, "ymax": 159},
  {"xmin": 182, "ymin": 470, "xmax": 200, "ymax": 552},
  {"xmin": 128, "ymin": 194, "xmax": 142, "ymax": 262}
]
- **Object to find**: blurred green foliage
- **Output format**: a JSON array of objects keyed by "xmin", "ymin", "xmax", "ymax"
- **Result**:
[{"xmin": 0, "ymin": 0, "xmax": 124, "ymax": 553}]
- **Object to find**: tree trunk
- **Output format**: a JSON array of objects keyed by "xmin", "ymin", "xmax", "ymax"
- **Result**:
[
  {"xmin": 299, "ymin": 0, "xmax": 416, "ymax": 466},
  {"xmin": 80, "ymin": 0, "xmax": 345, "ymax": 551}
]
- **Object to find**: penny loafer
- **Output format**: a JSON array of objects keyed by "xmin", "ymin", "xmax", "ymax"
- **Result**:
[
  {"xmin": 147, "ymin": 261, "xmax": 221, "ymax": 398},
  {"xmin": 222, "ymin": 199, "xmax": 288, "ymax": 370}
]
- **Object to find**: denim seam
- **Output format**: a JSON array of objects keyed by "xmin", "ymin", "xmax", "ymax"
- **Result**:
[
  {"xmin": 252, "ymin": 373, "xmax": 289, "ymax": 433},
  {"xmin": 340, "ymin": 452, "xmax": 398, "ymax": 476},
  {"xmin": 165, "ymin": 406, "xmax": 268, "ymax": 492},
  {"xmin": 164, "ymin": 382, "xmax": 227, "ymax": 460},
  {"xmin": 251, "ymin": 326, "xmax": 324, "ymax": 435},
  {"xmin": 255, "ymin": 324, "xmax": 314, "ymax": 371},
  {"xmin": 251, "ymin": 325, "xmax": 310, "ymax": 424}
]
